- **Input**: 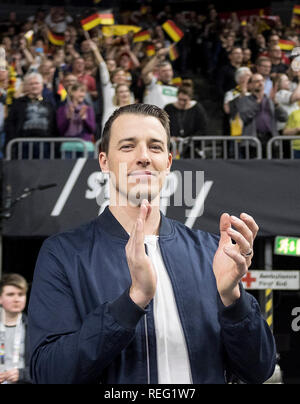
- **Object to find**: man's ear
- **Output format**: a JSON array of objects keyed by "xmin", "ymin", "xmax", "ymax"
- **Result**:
[
  {"xmin": 99, "ymin": 152, "xmax": 109, "ymax": 173},
  {"xmin": 166, "ymin": 152, "xmax": 173, "ymax": 174}
]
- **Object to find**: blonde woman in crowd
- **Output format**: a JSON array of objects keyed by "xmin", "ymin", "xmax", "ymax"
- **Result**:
[{"xmin": 101, "ymin": 83, "xmax": 133, "ymax": 129}]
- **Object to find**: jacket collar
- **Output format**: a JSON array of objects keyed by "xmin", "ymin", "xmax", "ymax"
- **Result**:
[{"xmin": 97, "ymin": 206, "xmax": 173, "ymax": 240}]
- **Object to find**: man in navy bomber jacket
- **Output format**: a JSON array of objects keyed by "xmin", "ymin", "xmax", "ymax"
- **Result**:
[{"xmin": 28, "ymin": 104, "xmax": 276, "ymax": 384}]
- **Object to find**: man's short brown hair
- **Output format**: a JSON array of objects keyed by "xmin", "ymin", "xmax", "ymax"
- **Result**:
[
  {"xmin": 0, "ymin": 273, "xmax": 28, "ymax": 295},
  {"xmin": 256, "ymin": 56, "xmax": 271, "ymax": 66},
  {"xmin": 100, "ymin": 103, "xmax": 171, "ymax": 154}
]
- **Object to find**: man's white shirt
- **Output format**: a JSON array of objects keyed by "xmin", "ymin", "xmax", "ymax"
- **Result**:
[{"xmin": 144, "ymin": 235, "xmax": 192, "ymax": 384}]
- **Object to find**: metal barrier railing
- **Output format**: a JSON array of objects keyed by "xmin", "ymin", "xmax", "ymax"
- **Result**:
[
  {"xmin": 7, "ymin": 136, "xmax": 300, "ymax": 160},
  {"xmin": 267, "ymin": 136, "xmax": 300, "ymax": 160},
  {"xmin": 172, "ymin": 136, "xmax": 263, "ymax": 159},
  {"xmin": 94, "ymin": 139, "xmax": 101, "ymax": 158},
  {"xmin": 6, "ymin": 138, "xmax": 90, "ymax": 160}
]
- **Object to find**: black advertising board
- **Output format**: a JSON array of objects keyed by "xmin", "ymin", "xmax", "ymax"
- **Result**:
[{"xmin": 2, "ymin": 159, "xmax": 300, "ymax": 238}]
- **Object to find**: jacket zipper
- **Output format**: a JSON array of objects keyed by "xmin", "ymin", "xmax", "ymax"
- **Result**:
[
  {"xmin": 143, "ymin": 243, "xmax": 151, "ymax": 384},
  {"xmin": 144, "ymin": 315, "xmax": 151, "ymax": 384}
]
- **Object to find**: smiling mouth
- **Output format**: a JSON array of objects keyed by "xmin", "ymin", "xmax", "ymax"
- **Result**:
[{"xmin": 128, "ymin": 171, "xmax": 155, "ymax": 177}]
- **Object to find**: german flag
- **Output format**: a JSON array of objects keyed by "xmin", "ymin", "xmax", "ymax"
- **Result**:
[
  {"xmin": 162, "ymin": 20, "xmax": 184, "ymax": 43},
  {"xmin": 293, "ymin": 5, "xmax": 300, "ymax": 15},
  {"xmin": 278, "ymin": 39, "xmax": 295, "ymax": 51},
  {"xmin": 24, "ymin": 30, "xmax": 34, "ymax": 45},
  {"xmin": 98, "ymin": 12, "xmax": 114, "ymax": 25},
  {"xmin": 171, "ymin": 77, "xmax": 182, "ymax": 87},
  {"xmin": 57, "ymin": 83, "xmax": 67, "ymax": 102},
  {"xmin": 102, "ymin": 25, "xmax": 141, "ymax": 37},
  {"xmin": 133, "ymin": 30, "xmax": 151, "ymax": 43},
  {"xmin": 48, "ymin": 30, "xmax": 65, "ymax": 46},
  {"xmin": 169, "ymin": 44, "xmax": 179, "ymax": 61},
  {"xmin": 146, "ymin": 45, "xmax": 155, "ymax": 57},
  {"xmin": 292, "ymin": 15, "xmax": 300, "ymax": 26},
  {"xmin": 81, "ymin": 13, "xmax": 102, "ymax": 31},
  {"xmin": 140, "ymin": 5, "xmax": 148, "ymax": 15}
]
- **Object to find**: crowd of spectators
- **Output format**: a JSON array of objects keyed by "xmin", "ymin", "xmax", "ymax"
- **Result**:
[{"xmin": 1, "ymin": 4, "xmax": 300, "ymax": 158}]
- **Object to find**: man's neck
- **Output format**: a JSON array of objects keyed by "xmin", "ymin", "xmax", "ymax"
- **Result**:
[
  {"xmin": 175, "ymin": 101, "xmax": 192, "ymax": 110},
  {"xmin": 253, "ymin": 91, "xmax": 264, "ymax": 103},
  {"xmin": 109, "ymin": 201, "xmax": 161, "ymax": 236},
  {"xmin": 161, "ymin": 79, "xmax": 172, "ymax": 85},
  {"xmin": 231, "ymin": 62, "xmax": 241, "ymax": 68},
  {"xmin": 28, "ymin": 94, "xmax": 43, "ymax": 101},
  {"xmin": 119, "ymin": 99, "xmax": 129, "ymax": 107},
  {"xmin": 3, "ymin": 311, "xmax": 21, "ymax": 326}
]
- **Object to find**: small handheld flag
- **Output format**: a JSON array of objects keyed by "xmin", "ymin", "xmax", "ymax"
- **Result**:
[
  {"xmin": 24, "ymin": 30, "xmax": 34, "ymax": 45},
  {"xmin": 171, "ymin": 77, "xmax": 182, "ymax": 87},
  {"xmin": 98, "ymin": 12, "xmax": 114, "ymax": 25},
  {"xmin": 102, "ymin": 25, "xmax": 141, "ymax": 37},
  {"xmin": 146, "ymin": 44, "xmax": 155, "ymax": 57},
  {"xmin": 293, "ymin": 5, "xmax": 300, "ymax": 15},
  {"xmin": 162, "ymin": 20, "xmax": 184, "ymax": 43},
  {"xmin": 292, "ymin": 5, "xmax": 300, "ymax": 26},
  {"xmin": 81, "ymin": 12, "xmax": 114, "ymax": 31},
  {"xmin": 81, "ymin": 13, "xmax": 102, "ymax": 31},
  {"xmin": 48, "ymin": 30, "xmax": 65, "ymax": 46},
  {"xmin": 169, "ymin": 44, "xmax": 179, "ymax": 61},
  {"xmin": 57, "ymin": 83, "xmax": 67, "ymax": 102},
  {"xmin": 278, "ymin": 39, "xmax": 295, "ymax": 51},
  {"xmin": 133, "ymin": 30, "xmax": 151, "ymax": 43}
]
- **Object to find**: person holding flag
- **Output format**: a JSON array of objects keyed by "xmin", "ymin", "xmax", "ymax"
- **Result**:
[
  {"xmin": 44, "ymin": 7, "xmax": 73, "ymax": 34},
  {"xmin": 87, "ymin": 39, "xmax": 134, "ymax": 129},
  {"xmin": 142, "ymin": 47, "xmax": 178, "ymax": 108}
]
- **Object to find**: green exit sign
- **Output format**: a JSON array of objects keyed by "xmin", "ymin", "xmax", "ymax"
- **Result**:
[{"xmin": 275, "ymin": 236, "xmax": 300, "ymax": 256}]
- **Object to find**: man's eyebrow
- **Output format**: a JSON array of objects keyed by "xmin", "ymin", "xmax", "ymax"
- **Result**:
[
  {"xmin": 117, "ymin": 137, "xmax": 136, "ymax": 145},
  {"xmin": 117, "ymin": 137, "xmax": 165, "ymax": 145},
  {"xmin": 150, "ymin": 138, "xmax": 164, "ymax": 144}
]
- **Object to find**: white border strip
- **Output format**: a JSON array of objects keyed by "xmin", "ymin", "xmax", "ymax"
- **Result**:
[
  {"xmin": 51, "ymin": 158, "xmax": 87, "ymax": 217},
  {"xmin": 185, "ymin": 181, "xmax": 214, "ymax": 229}
]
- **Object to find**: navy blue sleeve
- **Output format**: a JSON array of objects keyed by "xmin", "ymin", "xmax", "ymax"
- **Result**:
[
  {"xmin": 28, "ymin": 238, "xmax": 145, "ymax": 384},
  {"xmin": 218, "ymin": 284, "xmax": 277, "ymax": 384}
]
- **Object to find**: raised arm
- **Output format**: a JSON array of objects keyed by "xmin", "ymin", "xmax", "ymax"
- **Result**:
[
  {"xmin": 88, "ymin": 39, "xmax": 104, "ymax": 66},
  {"xmin": 126, "ymin": 200, "xmax": 157, "ymax": 309},
  {"xmin": 214, "ymin": 213, "xmax": 276, "ymax": 382},
  {"xmin": 141, "ymin": 47, "xmax": 169, "ymax": 85},
  {"xmin": 213, "ymin": 212, "xmax": 258, "ymax": 306},
  {"xmin": 28, "ymin": 237, "xmax": 145, "ymax": 384},
  {"xmin": 290, "ymin": 71, "xmax": 300, "ymax": 103}
]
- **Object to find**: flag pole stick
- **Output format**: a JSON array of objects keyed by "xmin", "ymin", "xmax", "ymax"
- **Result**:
[{"xmin": 83, "ymin": 30, "xmax": 91, "ymax": 41}]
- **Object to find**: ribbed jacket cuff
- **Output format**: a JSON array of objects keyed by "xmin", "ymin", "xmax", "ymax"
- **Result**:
[
  {"xmin": 218, "ymin": 283, "xmax": 253, "ymax": 324},
  {"xmin": 108, "ymin": 288, "xmax": 147, "ymax": 330}
]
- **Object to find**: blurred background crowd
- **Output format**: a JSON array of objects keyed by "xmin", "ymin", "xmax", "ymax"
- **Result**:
[
  {"xmin": 1, "ymin": 1, "xmax": 300, "ymax": 385},
  {"xmin": 1, "ymin": 1, "xmax": 300, "ymax": 158}
]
